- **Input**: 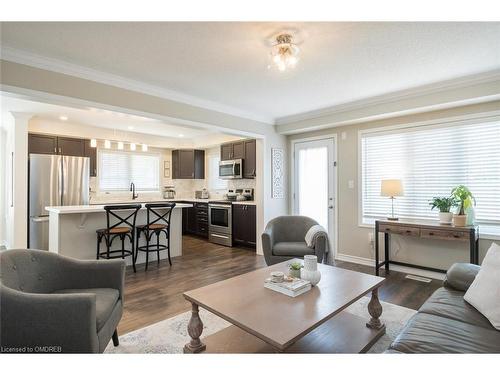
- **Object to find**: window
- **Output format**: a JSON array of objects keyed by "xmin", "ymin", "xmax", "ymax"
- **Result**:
[
  {"xmin": 360, "ymin": 119, "xmax": 500, "ymax": 226},
  {"xmin": 99, "ymin": 150, "xmax": 160, "ymax": 192},
  {"xmin": 208, "ymin": 154, "xmax": 227, "ymax": 191}
]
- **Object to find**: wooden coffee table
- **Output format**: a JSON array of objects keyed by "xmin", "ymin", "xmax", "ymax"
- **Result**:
[{"xmin": 183, "ymin": 260, "xmax": 385, "ymax": 354}]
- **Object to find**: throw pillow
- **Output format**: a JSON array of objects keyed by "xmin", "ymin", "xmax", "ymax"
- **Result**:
[{"xmin": 464, "ymin": 242, "xmax": 500, "ymax": 330}]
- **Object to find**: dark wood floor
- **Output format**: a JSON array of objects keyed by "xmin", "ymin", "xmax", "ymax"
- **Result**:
[{"xmin": 118, "ymin": 235, "xmax": 441, "ymax": 334}]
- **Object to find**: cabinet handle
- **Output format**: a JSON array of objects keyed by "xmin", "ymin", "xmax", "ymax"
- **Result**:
[
  {"xmin": 428, "ymin": 232, "xmax": 434, "ymax": 236},
  {"xmin": 406, "ymin": 230, "xmax": 412, "ymax": 234}
]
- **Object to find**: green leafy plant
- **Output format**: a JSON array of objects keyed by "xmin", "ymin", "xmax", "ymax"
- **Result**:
[
  {"xmin": 451, "ymin": 185, "xmax": 476, "ymax": 215},
  {"xmin": 429, "ymin": 196, "xmax": 458, "ymax": 213},
  {"xmin": 288, "ymin": 262, "xmax": 303, "ymax": 271}
]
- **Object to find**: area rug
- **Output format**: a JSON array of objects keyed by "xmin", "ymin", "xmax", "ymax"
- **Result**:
[{"xmin": 105, "ymin": 297, "xmax": 416, "ymax": 354}]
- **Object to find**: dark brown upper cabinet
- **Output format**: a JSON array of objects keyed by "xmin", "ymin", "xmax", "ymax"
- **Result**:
[
  {"xmin": 84, "ymin": 140, "xmax": 97, "ymax": 177},
  {"xmin": 28, "ymin": 134, "xmax": 58, "ymax": 155},
  {"xmin": 29, "ymin": 133, "xmax": 96, "ymax": 177},
  {"xmin": 243, "ymin": 139, "xmax": 256, "ymax": 179},
  {"xmin": 221, "ymin": 141, "xmax": 245, "ymax": 161},
  {"xmin": 172, "ymin": 149, "xmax": 205, "ymax": 179},
  {"xmin": 220, "ymin": 143, "xmax": 233, "ymax": 161},
  {"xmin": 57, "ymin": 137, "xmax": 85, "ymax": 157},
  {"xmin": 232, "ymin": 141, "xmax": 245, "ymax": 159}
]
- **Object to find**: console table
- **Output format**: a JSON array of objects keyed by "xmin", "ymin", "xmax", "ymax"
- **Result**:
[{"xmin": 374, "ymin": 219, "xmax": 479, "ymax": 276}]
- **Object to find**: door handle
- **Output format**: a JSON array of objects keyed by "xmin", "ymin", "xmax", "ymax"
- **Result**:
[{"xmin": 328, "ymin": 205, "xmax": 334, "ymax": 209}]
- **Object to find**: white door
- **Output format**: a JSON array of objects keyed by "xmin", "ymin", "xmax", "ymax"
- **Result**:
[{"xmin": 293, "ymin": 138, "xmax": 336, "ymax": 253}]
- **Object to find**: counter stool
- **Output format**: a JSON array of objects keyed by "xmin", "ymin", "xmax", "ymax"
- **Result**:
[
  {"xmin": 135, "ymin": 203, "xmax": 176, "ymax": 270},
  {"xmin": 96, "ymin": 204, "xmax": 141, "ymax": 272}
]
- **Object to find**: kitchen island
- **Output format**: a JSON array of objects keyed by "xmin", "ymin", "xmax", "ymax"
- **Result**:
[{"xmin": 45, "ymin": 202, "xmax": 193, "ymax": 265}]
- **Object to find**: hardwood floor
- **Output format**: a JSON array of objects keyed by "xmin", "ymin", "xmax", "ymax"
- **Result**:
[
  {"xmin": 119, "ymin": 235, "xmax": 265, "ymax": 334},
  {"xmin": 118, "ymin": 235, "xmax": 441, "ymax": 334}
]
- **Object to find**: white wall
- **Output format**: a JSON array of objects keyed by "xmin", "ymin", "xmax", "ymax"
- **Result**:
[{"xmin": 1, "ymin": 112, "xmax": 30, "ymax": 249}]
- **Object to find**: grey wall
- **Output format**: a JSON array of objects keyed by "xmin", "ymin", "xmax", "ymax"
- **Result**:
[{"xmin": 288, "ymin": 101, "xmax": 500, "ymax": 271}]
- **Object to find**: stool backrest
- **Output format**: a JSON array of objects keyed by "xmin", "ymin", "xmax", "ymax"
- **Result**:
[
  {"xmin": 103, "ymin": 204, "xmax": 142, "ymax": 231},
  {"xmin": 145, "ymin": 202, "xmax": 176, "ymax": 229}
]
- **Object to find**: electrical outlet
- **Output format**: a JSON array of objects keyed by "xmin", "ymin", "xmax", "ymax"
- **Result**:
[{"xmin": 348, "ymin": 180, "xmax": 354, "ymax": 189}]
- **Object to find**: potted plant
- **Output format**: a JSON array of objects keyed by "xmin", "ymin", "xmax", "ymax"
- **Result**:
[
  {"xmin": 429, "ymin": 196, "xmax": 457, "ymax": 224},
  {"xmin": 451, "ymin": 185, "xmax": 475, "ymax": 227},
  {"xmin": 288, "ymin": 261, "xmax": 303, "ymax": 278}
]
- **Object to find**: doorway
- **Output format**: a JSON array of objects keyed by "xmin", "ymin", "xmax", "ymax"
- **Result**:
[{"xmin": 292, "ymin": 136, "xmax": 337, "ymax": 260}]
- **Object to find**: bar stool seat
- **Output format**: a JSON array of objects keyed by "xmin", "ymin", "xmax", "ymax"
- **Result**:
[
  {"xmin": 96, "ymin": 204, "xmax": 141, "ymax": 273},
  {"xmin": 96, "ymin": 227, "xmax": 132, "ymax": 235},
  {"xmin": 136, "ymin": 223, "xmax": 168, "ymax": 230},
  {"xmin": 136, "ymin": 203, "xmax": 175, "ymax": 270}
]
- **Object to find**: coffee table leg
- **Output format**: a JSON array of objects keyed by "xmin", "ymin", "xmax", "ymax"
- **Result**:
[
  {"xmin": 366, "ymin": 289, "xmax": 385, "ymax": 330},
  {"xmin": 183, "ymin": 302, "xmax": 206, "ymax": 353}
]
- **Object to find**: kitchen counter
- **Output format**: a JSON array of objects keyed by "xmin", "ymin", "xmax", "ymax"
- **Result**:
[
  {"xmin": 46, "ymin": 202, "xmax": 192, "ymax": 214},
  {"xmin": 45, "ymin": 202, "xmax": 192, "ymax": 265}
]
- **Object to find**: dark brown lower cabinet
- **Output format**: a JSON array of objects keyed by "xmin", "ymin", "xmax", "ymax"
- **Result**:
[
  {"xmin": 182, "ymin": 202, "xmax": 208, "ymax": 238},
  {"xmin": 232, "ymin": 204, "xmax": 256, "ymax": 249}
]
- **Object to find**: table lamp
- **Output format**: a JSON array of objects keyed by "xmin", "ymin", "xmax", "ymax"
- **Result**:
[{"xmin": 381, "ymin": 179, "xmax": 404, "ymax": 221}]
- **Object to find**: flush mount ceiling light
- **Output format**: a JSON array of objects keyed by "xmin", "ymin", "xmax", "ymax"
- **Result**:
[
  {"xmin": 59, "ymin": 115, "xmax": 68, "ymax": 121},
  {"xmin": 270, "ymin": 33, "xmax": 300, "ymax": 72}
]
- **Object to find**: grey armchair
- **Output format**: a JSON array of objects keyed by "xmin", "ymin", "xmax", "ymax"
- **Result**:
[
  {"xmin": 0, "ymin": 249, "xmax": 125, "ymax": 353},
  {"xmin": 261, "ymin": 215, "xmax": 327, "ymax": 265}
]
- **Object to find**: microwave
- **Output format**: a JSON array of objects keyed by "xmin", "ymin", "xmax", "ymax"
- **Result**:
[{"xmin": 219, "ymin": 159, "xmax": 243, "ymax": 179}]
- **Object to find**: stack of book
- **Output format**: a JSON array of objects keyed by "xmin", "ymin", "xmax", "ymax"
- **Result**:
[{"xmin": 264, "ymin": 278, "xmax": 311, "ymax": 297}]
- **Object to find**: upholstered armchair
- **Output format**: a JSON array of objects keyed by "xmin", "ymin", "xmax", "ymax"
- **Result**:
[
  {"xmin": 0, "ymin": 249, "xmax": 125, "ymax": 353},
  {"xmin": 261, "ymin": 216, "xmax": 328, "ymax": 266}
]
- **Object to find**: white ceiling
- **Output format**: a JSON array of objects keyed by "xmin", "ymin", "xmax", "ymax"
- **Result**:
[
  {"xmin": 0, "ymin": 95, "xmax": 242, "ymax": 147},
  {"xmin": 1, "ymin": 22, "xmax": 500, "ymax": 122}
]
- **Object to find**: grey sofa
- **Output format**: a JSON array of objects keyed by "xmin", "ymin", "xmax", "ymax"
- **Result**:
[
  {"xmin": 0, "ymin": 249, "xmax": 125, "ymax": 353},
  {"xmin": 387, "ymin": 263, "xmax": 500, "ymax": 353},
  {"xmin": 261, "ymin": 215, "xmax": 327, "ymax": 265}
]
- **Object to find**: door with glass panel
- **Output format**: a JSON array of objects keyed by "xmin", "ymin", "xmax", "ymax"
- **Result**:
[{"xmin": 293, "ymin": 138, "xmax": 335, "ymax": 251}]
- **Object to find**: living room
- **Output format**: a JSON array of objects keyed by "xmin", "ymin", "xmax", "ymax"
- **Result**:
[{"xmin": 1, "ymin": 1, "xmax": 500, "ymax": 374}]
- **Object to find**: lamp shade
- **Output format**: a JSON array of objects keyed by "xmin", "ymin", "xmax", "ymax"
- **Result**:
[{"xmin": 381, "ymin": 179, "xmax": 404, "ymax": 197}]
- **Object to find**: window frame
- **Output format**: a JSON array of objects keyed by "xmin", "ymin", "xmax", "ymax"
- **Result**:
[
  {"xmin": 357, "ymin": 111, "xmax": 500, "ymax": 240},
  {"xmin": 97, "ymin": 148, "xmax": 162, "ymax": 193}
]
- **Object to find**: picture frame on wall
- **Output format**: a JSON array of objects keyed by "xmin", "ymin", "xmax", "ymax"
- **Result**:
[
  {"xmin": 271, "ymin": 148, "xmax": 284, "ymax": 199},
  {"xmin": 164, "ymin": 161, "xmax": 171, "ymax": 178}
]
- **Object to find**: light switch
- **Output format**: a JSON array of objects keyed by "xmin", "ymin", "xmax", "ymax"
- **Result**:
[
  {"xmin": 341, "ymin": 132, "xmax": 347, "ymax": 140},
  {"xmin": 348, "ymin": 180, "xmax": 355, "ymax": 189}
]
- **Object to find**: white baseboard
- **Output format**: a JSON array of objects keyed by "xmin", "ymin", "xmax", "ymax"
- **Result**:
[{"xmin": 335, "ymin": 253, "xmax": 446, "ymax": 281}]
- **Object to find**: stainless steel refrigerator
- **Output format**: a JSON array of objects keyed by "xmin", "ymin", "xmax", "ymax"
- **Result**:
[{"xmin": 29, "ymin": 154, "xmax": 90, "ymax": 250}]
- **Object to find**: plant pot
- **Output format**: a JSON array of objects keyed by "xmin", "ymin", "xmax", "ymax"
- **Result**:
[
  {"xmin": 289, "ymin": 269, "xmax": 301, "ymax": 278},
  {"xmin": 453, "ymin": 214, "xmax": 467, "ymax": 227},
  {"xmin": 438, "ymin": 212, "xmax": 453, "ymax": 224}
]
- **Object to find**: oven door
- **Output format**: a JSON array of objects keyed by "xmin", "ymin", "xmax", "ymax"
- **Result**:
[
  {"xmin": 209, "ymin": 204, "xmax": 232, "ymax": 235},
  {"xmin": 219, "ymin": 159, "xmax": 242, "ymax": 179}
]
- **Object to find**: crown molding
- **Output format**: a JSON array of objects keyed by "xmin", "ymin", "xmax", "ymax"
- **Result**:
[
  {"xmin": 276, "ymin": 69, "xmax": 500, "ymax": 126},
  {"xmin": 0, "ymin": 45, "xmax": 274, "ymax": 125}
]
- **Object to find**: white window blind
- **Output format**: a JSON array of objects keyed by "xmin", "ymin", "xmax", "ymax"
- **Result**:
[
  {"xmin": 361, "ymin": 120, "xmax": 500, "ymax": 225},
  {"xmin": 99, "ymin": 150, "xmax": 160, "ymax": 192},
  {"xmin": 208, "ymin": 154, "xmax": 227, "ymax": 191}
]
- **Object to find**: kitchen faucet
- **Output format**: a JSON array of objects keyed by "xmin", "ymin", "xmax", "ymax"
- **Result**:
[{"xmin": 130, "ymin": 182, "xmax": 138, "ymax": 200}]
